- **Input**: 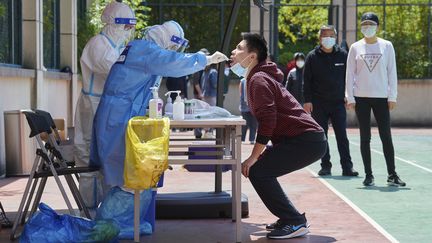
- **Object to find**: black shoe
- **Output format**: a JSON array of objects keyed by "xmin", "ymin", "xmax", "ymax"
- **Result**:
[
  {"xmin": 342, "ymin": 168, "xmax": 359, "ymax": 176},
  {"xmin": 266, "ymin": 219, "xmax": 282, "ymax": 231},
  {"xmin": 387, "ymin": 174, "xmax": 406, "ymax": 187},
  {"xmin": 267, "ymin": 222, "xmax": 310, "ymax": 239},
  {"xmin": 363, "ymin": 174, "xmax": 374, "ymax": 186},
  {"xmin": 318, "ymin": 167, "xmax": 331, "ymax": 176}
]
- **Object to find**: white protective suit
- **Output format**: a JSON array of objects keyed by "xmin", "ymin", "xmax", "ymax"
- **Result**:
[{"xmin": 74, "ymin": 1, "xmax": 136, "ymax": 209}]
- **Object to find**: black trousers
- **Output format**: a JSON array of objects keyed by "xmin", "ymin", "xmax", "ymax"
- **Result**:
[
  {"xmin": 248, "ymin": 132, "xmax": 326, "ymax": 225},
  {"xmin": 311, "ymin": 100, "xmax": 353, "ymax": 170},
  {"xmin": 355, "ymin": 97, "xmax": 396, "ymax": 176}
]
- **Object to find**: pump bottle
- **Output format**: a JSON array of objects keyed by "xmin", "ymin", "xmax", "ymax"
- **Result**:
[
  {"xmin": 164, "ymin": 91, "xmax": 174, "ymax": 118},
  {"xmin": 149, "ymin": 87, "xmax": 163, "ymax": 118},
  {"xmin": 172, "ymin": 91, "xmax": 184, "ymax": 120}
]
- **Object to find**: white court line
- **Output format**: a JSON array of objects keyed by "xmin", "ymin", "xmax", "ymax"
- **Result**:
[
  {"xmin": 307, "ymin": 168, "xmax": 399, "ymax": 243},
  {"xmin": 348, "ymin": 140, "xmax": 432, "ymax": 173}
]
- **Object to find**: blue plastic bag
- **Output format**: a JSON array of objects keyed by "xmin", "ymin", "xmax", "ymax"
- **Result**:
[
  {"xmin": 20, "ymin": 203, "xmax": 119, "ymax": 243},
  {"xmin": 96, "ymin": 186, "xmax": 153, "ymax": 239}
]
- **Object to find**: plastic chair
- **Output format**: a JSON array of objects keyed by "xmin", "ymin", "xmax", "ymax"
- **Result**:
[{"xmin": 10, "ymin": 110, "xmax": 98, "ymax": 240}]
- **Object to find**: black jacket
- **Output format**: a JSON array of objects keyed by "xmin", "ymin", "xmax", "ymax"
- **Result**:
[
  {"xmin": 285, "ymin": 67, "xmax": 304, "ymax": 105},
  {"xmin": 303, "ymin": 45, "xmax": 347, "ymax": 103}
]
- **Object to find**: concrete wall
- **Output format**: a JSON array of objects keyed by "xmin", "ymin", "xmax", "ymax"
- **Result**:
[
  {"xmin": 346, "ymin": 80, "xmax": 432, "ymax": 127},
  {"xmin": 0, "ymin": 0, "xmax": 78, "ymax": 177},
  {"xmin": 159, "ymin": 78, "xmax": 432, "ymax": 127},
  {"xmin": 167, "ymin": 78, "xmax": 432, "ymax": 127},
  {"xmin": 0, "ymin": 68, "xmax": 73, "ymax": 177}
]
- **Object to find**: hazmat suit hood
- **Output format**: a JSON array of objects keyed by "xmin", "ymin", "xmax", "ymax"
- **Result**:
[
  {"xmin": 101, "ymin": 1, "xmax": 136, "ymax": 47},
  {"xmin": 143, "ymin": 20, "xmax": 189, "ymax": 52}
]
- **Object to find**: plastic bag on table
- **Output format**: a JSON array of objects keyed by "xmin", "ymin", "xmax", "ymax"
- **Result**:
[
  {"xmin": 124, "ymin": 117, "xmax": 170, "ymax": 190},
  {"xmin": 188, "ymin": 99, "xmax": 232, "ymax": 119},
  {"xmin": 95, "ymin": 186, "xmax": 153, "ymax": 240},
  {"xmin": 20, "ymin": 202, "xmax": 119, "ymax": 243}
]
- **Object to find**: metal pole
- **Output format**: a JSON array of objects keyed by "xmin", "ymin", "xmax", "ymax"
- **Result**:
[
  {"xmin": 221, "ymin": 0, "xmax": 224, "ymax": 43},
  {"xmin": 355, "ymin": 0, "xmax": 358, "ymax": 41},
  {"xmin": 383, "ymin": 0, "xmax": 386, "ymax": 38},
  {"xmin": 268, "ymin": 2, "xmax": 274, "ymax": 54},
  {"xmin": 158, "ymin": 0, "xmax": 162, "ymax": 23},
  {"xmin": 328, "ymin": 0, "xmax": 334, "ymax": 25},
  {"xmin": 260, "ymin": 6, "xmax": 264, "ymax": 36},
  {"xmin": 215, "ymin": 0, "xmax": 241, "ymax": 193},
  {"xmin": 273, "ymin": 0, "xmax": 279, "ymax": 59},
  {"xmin": 342, "ymin": 0, "xmax": 347, "ymax": 41},
  {"xmin": 134, "ymin": 190, "xmax": 140, "ymax": 242},
  {"xmin": 428, "ymin": 0, "xmax": 432, "ymax": 77},
  {"xmin": 336, "ymin": 5, "xmax": 340, "ymax": 42},
  {"xmin": 216, "ymin": 0, "xmax": 241, "ymax": 108}
]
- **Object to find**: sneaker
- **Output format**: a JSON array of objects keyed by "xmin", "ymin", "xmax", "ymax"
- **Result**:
[
  {"xmin": 363, "ymin": 174, "xmax": 374, "ymax": 186},
  {"xmin": 267, "ymin": 222, "xmax": 310, "ymax": 239},
  {"xmin": 387, "ymin": 174, "xmax": 406, "ymax": 187},
  {"xmin": 342, "ymin": 168, "xmax": 359, "ymax": 176},
  {"xmin": 265, "ymin": 219, "xmax": 282, "ymax": 231},
  {"xmin": 318, "ymin": 167, "xmax": 331, "ymax": 176}
]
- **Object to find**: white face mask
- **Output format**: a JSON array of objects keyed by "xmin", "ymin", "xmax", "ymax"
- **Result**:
[
  {"xmin": 230, "ymin": 55, "xmax": 252, "ymax": 78},
  {"xmin": 361, "ymin": 25, "xmax": 377, "ymax": 38},
  {"xmin": 296, "ymin": 60, "xmax": 305, "ymax": 69},
  {"xmin": 321, "ymin": 37, "xmax": 336, "ymax": 49}
]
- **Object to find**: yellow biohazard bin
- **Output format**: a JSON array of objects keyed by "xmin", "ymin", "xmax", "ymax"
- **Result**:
[{"xmin": 124, "ymin": 117, "xmax": 170, "ymax": 242}]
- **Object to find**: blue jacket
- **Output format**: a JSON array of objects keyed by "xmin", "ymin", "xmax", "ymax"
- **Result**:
[
  {"xmin": 239, "ymin": 78, "xmax": 250, "ymax": 112},
  {"xmin": 201, "ymin": 68, "xmax": 218, "ymax": 97}
]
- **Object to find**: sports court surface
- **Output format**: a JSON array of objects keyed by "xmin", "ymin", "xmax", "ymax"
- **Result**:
[
  {"xmin": 307, "ymin": 127, "xmax": 432, "ymax": 243},
  {"xmin": 0, "ymin": 127, "xmax": 430, "ymax": 242}
]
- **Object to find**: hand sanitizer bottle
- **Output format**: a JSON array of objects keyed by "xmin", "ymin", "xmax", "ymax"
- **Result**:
[
  {"xmin": 149, "ymin": 87, "xmax": 163, "ymax": 118},
  {"xmin": 164, "ymin": 91, "xmax": 174, "ymax": 118},
  {"xmin": 172, "ymin": 91, "xmax": 184, "ymax": 120}
]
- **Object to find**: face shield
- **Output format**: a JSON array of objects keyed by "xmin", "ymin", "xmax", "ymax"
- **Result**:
[
  {"xmin": 169, "ymin": 35, "xmax": 189, "ymax": 52},
  {"xmin": 115, "ymin": 17, "xmax": 137, "ymax": 42},
  {"xmin": 101, "ymin": 2, "xmax": 136, "ymax": 45}
]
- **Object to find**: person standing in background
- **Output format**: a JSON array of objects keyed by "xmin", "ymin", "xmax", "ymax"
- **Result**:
[
  {"xmin": 191, "ymin": 48, "xmax": 210, "ymax": 138},
  {"xmin": 303, "ymin": 25, "xmax": 359, "ymax": 177},
  {"xmin": 192, "ymin": 48, "xmax": 210, "ymax": 100},
  {"xmin": 239, "ymin": 78, "xmax": 257, "ymax": 144},
  {"xmin": 346, "ymin": 12, "xmax": 405, "ymax": 187},
  {"xmin": 166, "ymin": 75, "xmax": 188, "ymax": 100},
  {"xmin": 200, "ymin": 64, "xmax": 218, "ymax": 138},
  {"xmin": 286, "ymin": 52, "xmax": 305, "ymax": 105}
]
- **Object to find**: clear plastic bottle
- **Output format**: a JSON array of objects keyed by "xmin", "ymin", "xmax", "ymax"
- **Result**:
[
  {"xmin": 172, "ymin": 91, "xmax": 184, "ymax": 120},
  {"xmin": 164, "ymin": 91, "xmax": 174, "ymax": 118},
  {"xmin": 149, "ymin": 87, "xmax": 163, "ymax": 118}
]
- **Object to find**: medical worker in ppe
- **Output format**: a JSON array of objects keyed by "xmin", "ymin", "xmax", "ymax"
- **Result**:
[
  {"xmin": 90, "ymin": 20, "xmax": 228, "ymax": 188},
  {"xmin": 74, "ymin": 1, "xmax": 136, "ymax": 209}
]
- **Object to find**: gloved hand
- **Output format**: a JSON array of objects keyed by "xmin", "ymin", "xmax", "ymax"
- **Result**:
[{"xmin": 206, "ymin": 51, "xmax": 228, "ymax": 65}]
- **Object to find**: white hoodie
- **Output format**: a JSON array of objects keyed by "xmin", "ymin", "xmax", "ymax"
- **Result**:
[{"xmin": 345, "ymin": 37, "xmax": 398, "ymax": 104}]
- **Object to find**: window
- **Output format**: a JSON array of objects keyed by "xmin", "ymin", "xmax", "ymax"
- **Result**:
[
  {"xmin": 0, "ymin": 0, "xmax": 22, "ymax": 65},
  {"xmin": 43, "ymin": 0, "xmax": 60, "ymax": 69}
]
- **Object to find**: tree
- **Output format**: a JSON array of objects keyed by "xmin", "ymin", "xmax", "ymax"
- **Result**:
[{"xmin": 277, "ymin": 0, "xmax": 331, "ymax": 65}]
